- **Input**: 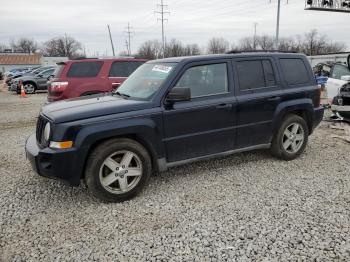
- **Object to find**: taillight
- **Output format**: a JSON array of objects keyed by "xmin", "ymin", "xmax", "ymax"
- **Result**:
[{"xmin": 50, "ymin": 81, "xmax": 68, "ymax": 93}]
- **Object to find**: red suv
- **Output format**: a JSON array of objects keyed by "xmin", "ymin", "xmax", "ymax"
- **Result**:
[{"xmin": 48, "ymin": 58, "xmax": 147, "ymax": 102}]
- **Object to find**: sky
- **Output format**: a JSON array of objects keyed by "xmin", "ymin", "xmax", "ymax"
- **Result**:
[{"xmin": 0, "ymin": 0, "xmax": 349, "ymax": 56}]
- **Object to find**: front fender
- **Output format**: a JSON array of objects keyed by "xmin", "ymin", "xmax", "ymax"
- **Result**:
[{"xmin": 71, "ymin": 115, "xmax": 164, "ymax": 179}]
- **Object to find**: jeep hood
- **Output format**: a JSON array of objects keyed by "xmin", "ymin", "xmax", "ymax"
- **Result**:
[{"xmin": 41, "ymin": 94, "xmax": 152, "ymax": 123}]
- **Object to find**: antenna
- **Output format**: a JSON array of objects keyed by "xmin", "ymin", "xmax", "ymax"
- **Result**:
[{"xmin": 107, "ymin": 25, "xmax": 116, "ymax": 57}]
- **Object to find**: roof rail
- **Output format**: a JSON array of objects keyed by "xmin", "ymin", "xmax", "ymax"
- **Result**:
[
  {"xmin": 226, "ymin": 50, "xmax": 298, "ymax": 54},
  {"xmin": 71, "ymin": 56, "xmax": 136, "ymax": 60},
  {"xmin": 71, "ymin": 57, "xmax": 98, "ymax": 60}
]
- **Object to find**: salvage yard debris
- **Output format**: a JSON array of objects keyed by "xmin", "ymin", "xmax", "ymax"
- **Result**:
[{"xmin": 330, "ymin": 122, "xmax": 350, "ymax": 144}]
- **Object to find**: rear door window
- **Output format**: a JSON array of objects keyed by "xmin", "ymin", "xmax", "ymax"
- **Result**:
[
  {"xmin": 280, "ymin": 58, "xmax": 309, "ymax": 85},
  {"xmin": 236, "ymin": 60, "xmax": 276, "ymax": 91},
  {"xmin": 67, "ymin": 61, "xmax": 103, "ymax": 77},
  {"xmin": 109, "ymin": 61, "xmax": 145, "ymax": 77}
]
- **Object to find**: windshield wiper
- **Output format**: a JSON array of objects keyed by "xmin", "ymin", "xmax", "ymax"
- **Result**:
[{"xmin": 114, "ymin": 91, "xmax": 130, "ymax": 98}]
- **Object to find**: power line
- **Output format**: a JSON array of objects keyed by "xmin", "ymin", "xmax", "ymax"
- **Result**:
[{"xmin": 155, "ymin": 0, "xmax": 170, "ymax": 58}]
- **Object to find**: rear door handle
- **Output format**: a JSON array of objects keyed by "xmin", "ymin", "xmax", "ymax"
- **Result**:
[
  {"xmin": 216, "ymin": 103, "xmax": 232, "ymax": 109},
  {"xmin": 112, "ymin": 82, "xmax": 121, "ymax": 87},
  {"xmin": 267, "ymin": 96, "xmax": 281, "ymax": 101}
]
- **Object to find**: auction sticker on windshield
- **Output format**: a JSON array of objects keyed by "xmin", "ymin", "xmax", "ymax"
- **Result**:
[{"xmin": 152, "ymin": 65, "xmax": 173, "ymax": 73}]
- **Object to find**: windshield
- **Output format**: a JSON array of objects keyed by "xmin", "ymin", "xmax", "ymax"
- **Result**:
[{"xmin": 116, "ymin": 62, "xmax": 177, "ymax": 100}]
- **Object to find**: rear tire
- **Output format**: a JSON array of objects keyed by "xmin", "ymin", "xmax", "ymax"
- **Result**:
[
  {"xmin": 85, "ymin": 138, "xmax": 152, "ymax": 202},
  {"xmin": 23, "ymin": 83, "xmax": 36, "ymax": 94},
  {"xmin": 270, "ymin": 114, "xmax": 309, "ymax": 161}
]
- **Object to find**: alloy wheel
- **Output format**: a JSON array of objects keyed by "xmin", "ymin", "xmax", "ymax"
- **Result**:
[
  {"xmin": 24, "ymin": 84, "xmax": 35, "ymax": 94},
  {"xmin": 282, "ymin": 123, "xmax": 304, "ymax": 154},
  {"xmin": 99, "ymin": 150, "xmax": 143, "ymax": 194}
]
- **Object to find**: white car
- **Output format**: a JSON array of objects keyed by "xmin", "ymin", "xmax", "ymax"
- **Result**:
[{"xmin": 325, "ymin": 63, "xmax": 350, "ymax": 103}]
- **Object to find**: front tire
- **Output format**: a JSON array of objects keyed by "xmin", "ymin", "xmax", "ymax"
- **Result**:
[
  {"xmin": 85, "ymin": 138, "xmax": 152, "ymax": 202},
  {"xmin": 270, "ymin": 114, "xmax": 309, "ymax": 161}
]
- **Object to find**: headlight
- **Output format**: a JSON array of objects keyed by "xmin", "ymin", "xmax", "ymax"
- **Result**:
[{"xmin": 43, "ymin": 123, "xmax": 51, "ymax": 141}]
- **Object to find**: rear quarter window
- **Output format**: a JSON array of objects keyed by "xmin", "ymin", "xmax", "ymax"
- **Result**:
[
  {"xmin": 109, "ymin": 61, "xmax": 145, "ymax": 77},
  {"xmin": 280, "ymin": 58, "xmax": 310, "ymax": 85},
  {"xmin": 67, "ymin": 61, "xmax": 103, "ymax": 77}
]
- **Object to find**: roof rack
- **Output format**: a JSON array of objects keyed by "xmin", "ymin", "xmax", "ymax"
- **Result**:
[
  {"xmin": 71, "ymin": 57, "xmax": 98, "ymax": 60},
  {"xmin": 226, "ymin": 50, "xmax": 298, "ymax": 54}
]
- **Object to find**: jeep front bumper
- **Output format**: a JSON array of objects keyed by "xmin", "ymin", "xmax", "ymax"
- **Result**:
[{"xmin": 25, "ymin": 134, "xmax": 81, "ymax": 186}]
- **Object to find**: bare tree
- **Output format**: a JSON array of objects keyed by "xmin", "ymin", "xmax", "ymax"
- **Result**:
[
  {"xmin": 10, "ymin": 38, "xmax": 38, "ymax": 53},
  {"xmin": 136, "ymin": 40, "xmax": 162, "ymax": 59},
  {"xmin": 257, "ymin": 35, "xmax": 275, "ymax": 50},
  {"xmin": 0, "ymin": 43, "xmax": 9, "ymax": 52},
  {"xmin": 41, "ymin": 35, "xmax": 82, "ymax": 58},
  {"xmin": 184, "ymin": 44, "xmax": 201, "ymax": 56},
  {"xmin": 165, "ymin": 39, "xmax": 185, "ymax": 57},
  {"xmin": 207, "ymin": 37, "xmax": 229, "ymax": 54}
]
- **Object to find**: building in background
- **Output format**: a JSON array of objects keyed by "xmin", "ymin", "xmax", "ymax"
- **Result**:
[
  {"xmin": 308, "ymin": 52, "xmax": 350, "ymax": 67},
  {"xmin": 0, "ymin": 53, "xmax": 68, "ymax": 72}
]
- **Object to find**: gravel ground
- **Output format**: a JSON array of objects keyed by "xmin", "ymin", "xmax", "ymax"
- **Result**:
[{"xmin": 0, "ymin": 90, "xmax": 349, "ymax": 261}]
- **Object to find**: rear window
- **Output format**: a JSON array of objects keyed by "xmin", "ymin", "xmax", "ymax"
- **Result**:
[
  {"xmin": 109, "ymin": 61, "xmax": 145, "ymax": 77},
  {"xmin": 280, "ymin": 58, "xmax": 309, "ymax": 85},
  {"xmin": 67, "ymin": 61, "xmax": 103, "ymax": 77},
  {"xmin": 53, "ymin": 65, "xmax": 64, "ymax": 78}
]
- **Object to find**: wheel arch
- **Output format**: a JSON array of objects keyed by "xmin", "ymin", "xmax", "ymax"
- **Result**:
[
  {"xmin": 22, "ymin": 80, "xmax": 38, "ymax": 89},
  {"xmin": 73, "ymin": 120, "xmax": 164, "ymax": 180},
  {"xmin": 272, "ymin": 99, "xmax": 314, "ymax": 137}
]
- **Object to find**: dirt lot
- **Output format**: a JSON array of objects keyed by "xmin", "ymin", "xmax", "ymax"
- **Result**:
[{"xmin": 0, "ymin": 89, "xmax": 349, "ymax": 261}]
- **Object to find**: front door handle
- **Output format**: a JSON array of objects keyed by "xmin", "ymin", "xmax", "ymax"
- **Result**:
[
  {"xmin": 267, "ymin": 96, "xmax": 281, "ymax": 101},
  {"xmin": 216, "ymin": 103, "xmax": 232, "ymax": 109}
]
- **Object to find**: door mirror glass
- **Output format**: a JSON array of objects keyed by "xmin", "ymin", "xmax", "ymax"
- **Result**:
[{"xmin": 166, "ymin": 87, "xmax": 191, "ymax": 102}]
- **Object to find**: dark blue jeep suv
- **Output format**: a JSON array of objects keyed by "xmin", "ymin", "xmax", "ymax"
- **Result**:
[{"xmin": 25, "ymin": 53, "xmax": 324, "ymax": 202}]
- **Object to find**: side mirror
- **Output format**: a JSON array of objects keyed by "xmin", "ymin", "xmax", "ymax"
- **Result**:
[
  {"xmin": 38, "ymin": 74, "xmax": 43, "ymax": 78},
  {"xmin": 166, "ymin": 87, "xmax": 191, "ymax": 102}
]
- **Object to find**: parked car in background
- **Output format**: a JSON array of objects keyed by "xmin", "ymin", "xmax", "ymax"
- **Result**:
[
  {"xmin": 314, "ymin": 62, "xmax": 350, "ymax": 103},
  {"xmin": 331, "ymin": 83, "xmax": 350, "ymax": 120},
  {"xmin": 331, "ymin": 61, "xmax": 350, "ymax": 119},
  {"xmin": 47, "ymin": 58, "xmax": 147, "ymax": 102},
  {"xmin": 5, "ymin": 67, "xmax": 29, "ymax": 77},
  {"xmin": 26, "ymin": 52, "xmax": 323, "ymax": 202},
  {"xmin": 7, "ymin": 66, "xmax": 55, "ymax": 89},
  {"xmin": 10, "ymin": 67, "xmax": 56, "ymax": 94}
]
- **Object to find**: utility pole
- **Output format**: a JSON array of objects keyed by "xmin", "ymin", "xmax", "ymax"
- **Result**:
[
  {"xmin": 107, "ymin": 25, "xmax": 116, "ymax": 57},
  {"xmin": 253, "ymin": 22, "xmax": 258, "ymax": 50},
  {"xmin": 64, "ymin": 33, "xmax": 69, "ymax": 57},
  {"xmin": 125, "ymin": 40, "xmax": 130, "ymax": 56},
  {"xmin": 124, "ymin": 23, "xmax": 133, "ymax": 56},
  {"xmin": 155, "ymin": 0, "xmax": 170, "ymax": 58},
  {"xmin": 275, "ymin": 0, "xmax": 281, "ymax": 50}
]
